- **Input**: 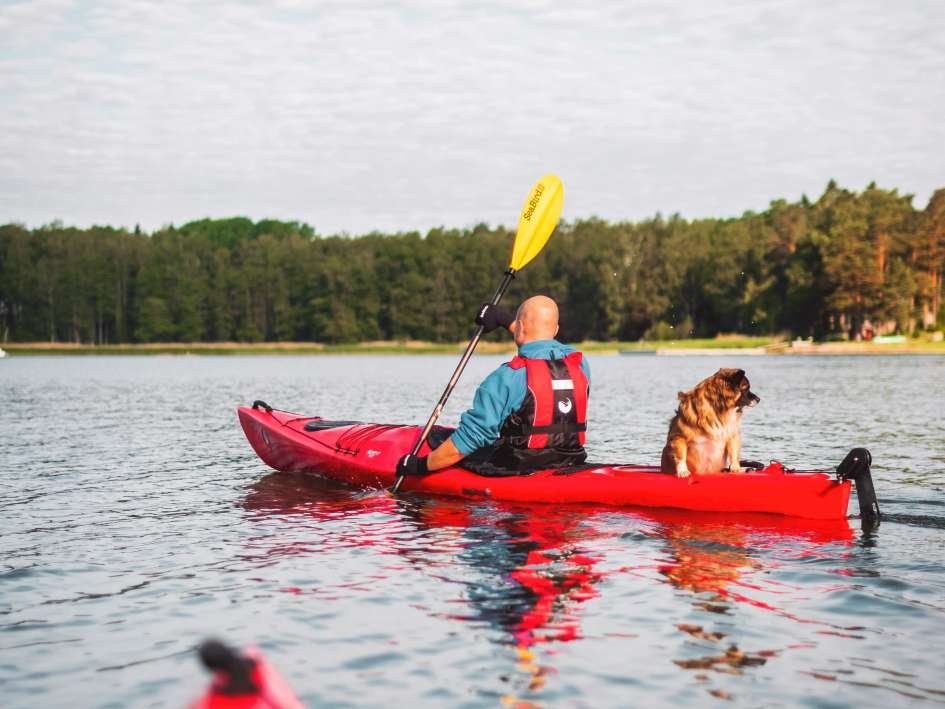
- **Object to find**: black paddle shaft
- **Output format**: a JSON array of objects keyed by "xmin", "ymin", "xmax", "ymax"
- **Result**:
[{"xmin": 391, "ymin": 268, "xmax": 516, "ymax": 493}]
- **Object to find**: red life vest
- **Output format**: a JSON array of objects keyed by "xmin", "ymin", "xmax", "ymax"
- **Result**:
[{"xmin": 502, "ymin": 351, "xmax": 589, "ymax": 450}]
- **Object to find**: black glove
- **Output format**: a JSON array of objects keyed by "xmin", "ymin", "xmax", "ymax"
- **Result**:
[
  {"xmin": 396, "ymin": 453, "xmax": 429, "ymax": 477},
  {"xmin": 475, "ymin": 303, "xmax": 515, "ymax": 334}
]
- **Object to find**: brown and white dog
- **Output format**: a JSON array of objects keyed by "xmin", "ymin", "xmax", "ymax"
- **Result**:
[{"xmin": 660, "ymin": 368, "xmax": 760, "ymax": 477}]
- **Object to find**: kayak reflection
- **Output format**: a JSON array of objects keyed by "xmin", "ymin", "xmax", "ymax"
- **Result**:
[
  {"xmin": 242, "ymin": 473, "xmax": 608, "ymax": 700},
  {"xmin": 629, "ymin": 508, "xmax": 856, "ymax": 681},
  {"xmin": 242, "ymin": 472, "xmax": 855, "ymax": 699},
  {"xmin": 398, "ymin": 498, "xmax": 607, "ymax": 700},
  {"xmin": 638, "ymin": 507, "xmax": 855, "ymax": 602}
]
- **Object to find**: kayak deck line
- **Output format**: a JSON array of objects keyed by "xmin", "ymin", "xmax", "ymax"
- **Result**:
[{"xmin": 237, "ymin": 404, "xmax": 875, "ymax": 521}]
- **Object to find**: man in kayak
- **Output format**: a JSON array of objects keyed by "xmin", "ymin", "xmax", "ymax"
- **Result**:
[{"xmin": 396, "ymin": 295, "xmax": 590, "ymax": 477}]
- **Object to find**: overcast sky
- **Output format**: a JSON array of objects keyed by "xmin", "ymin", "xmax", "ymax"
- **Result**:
[{"xmin": 1, "ymin": 0, "xmax": 943, "ymax": 234}]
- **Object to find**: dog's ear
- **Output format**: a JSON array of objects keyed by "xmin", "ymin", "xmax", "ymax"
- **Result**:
[
  {"xmin": 726, "ymin": 369, "xmax": 746, "ymax": 384},
  {"xmin": 676, "ymin": 391, "xmax": 687, "ymax": 401}
]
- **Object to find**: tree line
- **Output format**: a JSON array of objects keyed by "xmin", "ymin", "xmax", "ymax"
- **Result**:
[{"xmin": 1, "ymin": 181, "xmax": 943, "ymax": 345}]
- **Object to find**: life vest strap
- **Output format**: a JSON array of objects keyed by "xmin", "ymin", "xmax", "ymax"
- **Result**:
[{"xmin": 518, "ymin": 422, "xmax": 587, "ymax": 435}]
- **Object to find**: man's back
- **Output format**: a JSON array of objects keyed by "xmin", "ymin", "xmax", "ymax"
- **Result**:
[
  {"xmin": 452, "ymin": 339, "xmax": 591, "ymax": 465},
  {"xmin": 396, "ymin": 296, "xmax": 591, "ymax": 478}
]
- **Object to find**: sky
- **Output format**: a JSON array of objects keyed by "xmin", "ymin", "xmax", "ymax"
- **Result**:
[{"xmin": 1, "ymin": 0, "xmax": 943, "ymax": 234}]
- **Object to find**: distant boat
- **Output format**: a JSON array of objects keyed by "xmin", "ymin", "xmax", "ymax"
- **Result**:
[
  {"xmin": 0, "ymin": 347, "xmax": 6, "ymax": 358},
  {"xmin": 618, "ymin": 349, "xmax": 657, "ymax": 355}
]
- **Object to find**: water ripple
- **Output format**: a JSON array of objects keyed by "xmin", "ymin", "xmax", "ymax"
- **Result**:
[{"xmin": 0, "ymin": 355, "xmax": 943, "ymax": 707}]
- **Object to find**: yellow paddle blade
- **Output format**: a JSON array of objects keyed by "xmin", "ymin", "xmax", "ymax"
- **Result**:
[{"xmin": 509, "ymin": 174, "xmax": 564, "ymax": 271}]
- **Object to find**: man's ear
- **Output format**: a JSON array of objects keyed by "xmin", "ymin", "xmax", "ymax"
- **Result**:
[{"xmin": 555, "ymin": 324, "xmax": 559, "ymax": 336}]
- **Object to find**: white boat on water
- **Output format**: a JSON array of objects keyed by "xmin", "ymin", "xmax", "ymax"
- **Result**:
[{"xmin": 0, "ymin": 348, "xmax": 6, "ymax": 358}]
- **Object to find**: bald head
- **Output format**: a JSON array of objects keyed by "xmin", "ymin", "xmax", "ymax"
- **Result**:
[{"xmin": 514, "ymin": 295, "xmax": 559, "ymax": 345}]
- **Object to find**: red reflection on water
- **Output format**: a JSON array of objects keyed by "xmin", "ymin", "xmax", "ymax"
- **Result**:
[
  {"xmin": 627, "ymin": 507, "xmax": 859, "ymax": 686},
  {"xmin": 633, "ymin": 508, "xmax": 856, "ymax": 626},
  {"xmin": 242, "ymin": 473, "xmax": 857, "ymax": 699}
]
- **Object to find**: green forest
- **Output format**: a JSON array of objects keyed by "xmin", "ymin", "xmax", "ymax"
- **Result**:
[{"xmin": 1, "ymin": 181, "xmax": 943, "ymax": 345}]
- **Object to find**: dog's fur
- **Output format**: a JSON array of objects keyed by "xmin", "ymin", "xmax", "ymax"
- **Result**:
[{"xmin": 660, "ymin": 368, "xmax": 760, "ymax": 477}]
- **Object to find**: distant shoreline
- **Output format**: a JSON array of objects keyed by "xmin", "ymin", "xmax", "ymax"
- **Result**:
[{"xmin": 3, "ymin": 337, "xmax": 944, "ymax": 356}]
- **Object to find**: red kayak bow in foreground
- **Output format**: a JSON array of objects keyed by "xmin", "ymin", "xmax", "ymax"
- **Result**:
[
  {"xmin": 238, "ymin": 403, "xmax": 878, "ymax": 521},
  {"xmin": 189, "ymin": 641, "xmax": 303, "ymax": 709}
]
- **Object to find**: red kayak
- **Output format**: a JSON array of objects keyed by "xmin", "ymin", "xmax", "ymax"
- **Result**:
[
  {"xmin": 190, "ymin": 640, "xmax": 303, "ymax": 709},
  {"xmin": 238, "ymin": 402, "xmax": 879, "ymax": 520}
]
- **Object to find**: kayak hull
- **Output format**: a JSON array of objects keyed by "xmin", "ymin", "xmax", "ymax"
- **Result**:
[{"xmin": 237, "ymin": 406, "xmax": 852, "ymax": 519}]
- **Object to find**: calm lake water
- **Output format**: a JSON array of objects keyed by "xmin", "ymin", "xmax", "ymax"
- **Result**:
[{"xmin": 1, "ymin": 354, "xmax": 944, "ymax": 708}]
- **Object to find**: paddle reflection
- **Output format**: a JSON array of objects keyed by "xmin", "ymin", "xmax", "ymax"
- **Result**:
[{"xmin": 242, "ymin": 472, "xmax": 855, "ymax": 700}]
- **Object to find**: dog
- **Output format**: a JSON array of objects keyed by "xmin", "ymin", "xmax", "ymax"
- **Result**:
[{"xmin": 660, "ymin": 368, "xmax": 760, "ymax": 477}]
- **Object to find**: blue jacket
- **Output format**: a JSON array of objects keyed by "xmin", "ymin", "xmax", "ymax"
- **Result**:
[{"xmin": 451, "ymin": 339, "xmax": 591, "ymax": 456}]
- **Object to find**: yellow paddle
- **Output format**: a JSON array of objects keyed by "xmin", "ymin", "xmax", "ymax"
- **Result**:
[{"xmin": 391, "ymin": 174, "xmax": 564, "ymax": 492}]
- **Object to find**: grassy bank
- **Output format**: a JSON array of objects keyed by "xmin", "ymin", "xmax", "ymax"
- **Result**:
[
  {"xmin": 593, "ymin": 336, "xmax": 778, "ymax": 352},
  {"xmin": 0, "ymin": 340, "xmax": 507, "ymax": 356},
  {"xmin": 3, "ymin": 336, "xmax": 945, "ymax": 356}
]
